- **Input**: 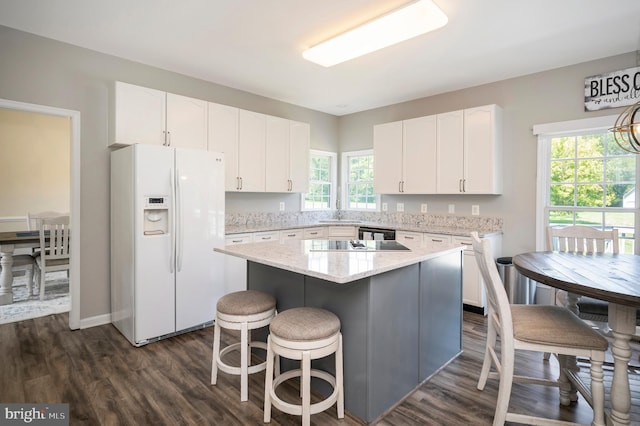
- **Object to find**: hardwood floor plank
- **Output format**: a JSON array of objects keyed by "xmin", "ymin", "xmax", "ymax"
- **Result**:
[{"xmin": 2, "ymin": 311, "xmax": 637, "ymax": 425}]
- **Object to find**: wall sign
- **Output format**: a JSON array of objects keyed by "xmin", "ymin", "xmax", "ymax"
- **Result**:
[{"xmin": 584, "ymin": 66, "xmax": 640, "ymax": 111}]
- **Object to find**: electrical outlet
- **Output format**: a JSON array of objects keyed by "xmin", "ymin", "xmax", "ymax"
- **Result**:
[
  {"xmin": 448, "ymin": 204, "xmax": 455, "ymax": 214},
  {"xmin": 421, "ymin": 203, "xmax": 428, "ymax": 213},
  {"xmin": 382, "ymin": 202, "xmax": 388, "ymax": 212},
  {"xmin": 472, "ymin": 205, "xmax": 480, "ymax": 216},
  {"xmin": 397, "ymin": 203, "xmax": 404, "ymax": 212},
  {"xmin": 279, "ymin": 202, "xmax": 285, "ymax": 211}
]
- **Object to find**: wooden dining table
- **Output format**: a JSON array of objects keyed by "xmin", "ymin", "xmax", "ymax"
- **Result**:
[
  {"xmin": 513, "ymin": 251, "xmax": 640, "ymax": 426},
  {"xmin": 0, "ymin": 230, "xmax": 42, "ymax": 305}
]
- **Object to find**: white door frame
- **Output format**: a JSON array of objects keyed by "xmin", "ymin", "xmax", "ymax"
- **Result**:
[{"xmin": 0, "ymin": 98, "xmax": 80, "ymax": 330}]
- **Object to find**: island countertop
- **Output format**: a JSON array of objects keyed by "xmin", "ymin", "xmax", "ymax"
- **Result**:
[{"xmin": 215, "ymin": 239, "xmax": 464, "ymax": 284}]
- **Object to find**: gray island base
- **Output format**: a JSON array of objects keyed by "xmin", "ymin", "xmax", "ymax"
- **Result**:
[{"xmin": 217, "ymin": 240, "xmax": 463, "ymax": 423}]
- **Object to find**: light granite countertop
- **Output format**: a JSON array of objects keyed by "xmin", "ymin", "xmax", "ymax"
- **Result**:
[
  {"xmin": 215, "ymin": 239, "xmax": 464, "ymax": 284},
  {"xmin": 225, "ymin": 220, "xmax": 501, "ymax": 238}
]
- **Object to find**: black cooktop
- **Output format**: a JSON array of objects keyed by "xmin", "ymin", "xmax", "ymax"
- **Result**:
[{"xmin": 308, "ymin": 240, "xmax": 411, "ymax": 252}]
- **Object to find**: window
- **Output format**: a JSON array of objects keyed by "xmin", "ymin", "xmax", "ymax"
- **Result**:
[
  {"xmin": 341, "ymin": 150, "xmax": 378, "ymax": 211},
  {"xmin": 536, "ymin": 117, "xmax": 637, "ymax": 253},
  {"xmin": 302, "ymin": 150, "xmax": 336, "ymax": 210}
]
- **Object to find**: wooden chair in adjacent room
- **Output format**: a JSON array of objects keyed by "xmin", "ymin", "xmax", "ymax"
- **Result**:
[
  {"xmin": 471, "ymin": 232, "xmax": 608, "ymax": 426},
  {"xmin": 33, "ymin": 215, "xmax": 70, "ymax": 300}
]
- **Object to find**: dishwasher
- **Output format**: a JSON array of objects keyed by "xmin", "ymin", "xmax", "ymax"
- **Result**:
[{"xmin": 358, "ymin": 226, "xmax": 396, "ymax": 240}]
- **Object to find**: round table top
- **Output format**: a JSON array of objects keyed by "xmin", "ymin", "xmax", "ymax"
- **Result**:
[{"xmin": 513, "ymin": 251, "xmax": 640, "ymax": 307}]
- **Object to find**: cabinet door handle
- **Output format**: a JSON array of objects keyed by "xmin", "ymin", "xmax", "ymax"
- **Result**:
[
  {"xmin": 459, "ymin": 179, "xmax": 463, "ymax": 192},
  {"xmin": 399, "ymin": 181, "xmax": 402, "ymax": 192},
  {"xmin": 431, "ymin": 239, "xmax": 443, "ymax": 243},
  {"xmin": 309, "ymin": 232, "xmax": 318, "ymax": 235},
  {"xmin": 288, "ymin": 179, "xmax": 292, "ymax": 191},
  {"xmin": 239, "ymin": 177, "xmax": 243, "ymax": 190},
  {"xmin": 463, "ymin": 179, "xmax": 466, "ymax": 192},
  {"xmin": 404, "ymin": 236, "xmax": 414, "ymax": 240},
  {"xmin": 231, "ymin": 239, "xmax": 243, "ymax": 243},
  {"xmin": 261, "ymin": 236, "xmax": 271, "ymax": 240}
]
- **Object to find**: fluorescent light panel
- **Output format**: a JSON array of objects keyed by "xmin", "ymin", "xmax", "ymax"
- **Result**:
[{"xmin": 303, "ymin": 0, "xmax": 448, "ymax": 67}]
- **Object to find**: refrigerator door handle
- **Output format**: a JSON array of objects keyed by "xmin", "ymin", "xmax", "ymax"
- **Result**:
[
  {"xmin": 176, "ymin": 167, "xmax": 184, "ymax": 272},
  {"xmin": 169, "ymin": 168, "xmax": 175, "ymax": 274}
]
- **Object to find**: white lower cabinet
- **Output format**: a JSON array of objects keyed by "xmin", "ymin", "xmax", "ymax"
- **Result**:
[
  {"xmin": 453, "ymin": 234, "xmax": 502, "ymax": 315},
  {"xmin": 280, "ymin": 229, "xmax": 303, "ymax": 241},
  {"xmin": 423, "ymin": 233, "xmax": 452, "ymax": 250},
  {"xmin": 303, "ymin": 227, "xmax": 327, "ymax": 239},
  {"xmin": 327, "ymin": 226, "xmax": 357, "ymax": 240},
  {"xmin": 224, "ymin": 233, "xmax": 253, "ymax": 294},
  {"xmin": 395, "ymin": 231, "xmax": 423, "ymax": 248}
]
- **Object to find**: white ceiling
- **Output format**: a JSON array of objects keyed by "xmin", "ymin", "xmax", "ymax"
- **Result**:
[{"xmin": 1, "ymin": 0, "xmax": 639, "ymax": 116}]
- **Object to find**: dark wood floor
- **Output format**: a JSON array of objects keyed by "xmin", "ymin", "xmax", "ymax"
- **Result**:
[{"xmin": 0, "ymin": 311, "xmax": 622, "ymax": 425}]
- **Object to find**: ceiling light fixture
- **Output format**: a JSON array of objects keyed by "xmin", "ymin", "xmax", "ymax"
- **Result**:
[
  {"xmin": 610, "ymin": 100, "xmax": 640, "ymax": 153},
  {"xmin": 302, "ymin": 0, "xmax": 448, "ymax": 67}
]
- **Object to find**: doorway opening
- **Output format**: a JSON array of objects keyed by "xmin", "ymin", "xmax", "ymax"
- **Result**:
[{"xmin": 0, "ymin": 98, "xmax": 80, "ymax": 329}]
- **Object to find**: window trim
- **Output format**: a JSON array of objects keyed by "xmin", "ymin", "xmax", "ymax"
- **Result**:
[
  {"xmin": 301, "ymin": 149, "xmax": 337, "ymax": 211},
  {"xmin": 341, "ymin": 149, "xmax": 380, "ymax": 211},
  {"xmin": 534, "ymin": 114, "xmax": 639, "ymax": 252}
]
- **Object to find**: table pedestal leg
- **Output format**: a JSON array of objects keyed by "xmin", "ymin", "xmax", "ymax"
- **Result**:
[
  {"xmin": 608, "ymin": 303, "xmax": 635, "ymax": 426},
  {"xmin": 0, "ymin": 244, "xmax": 16, "ymax": 305}
]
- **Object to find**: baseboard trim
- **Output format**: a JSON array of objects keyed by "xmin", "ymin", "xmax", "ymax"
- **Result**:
[{"xmin": 79, "ymin": 313, "xmax": 112, "ymax": 329}]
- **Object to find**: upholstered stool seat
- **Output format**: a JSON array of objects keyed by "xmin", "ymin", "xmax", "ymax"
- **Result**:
[
  {"xmin": 264, "ymin": 307, "xmax": 344, "ymax": 426},
  {"xmin": 211, "ymin": 290, "xmax": 276, "ymax": 402}
]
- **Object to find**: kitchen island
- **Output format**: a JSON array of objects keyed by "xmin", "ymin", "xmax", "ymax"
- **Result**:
[{"xmin": 215, "ymin": 239, "xmax": 464, "ymax": 423}]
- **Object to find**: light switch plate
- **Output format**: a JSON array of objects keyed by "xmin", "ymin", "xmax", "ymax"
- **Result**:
[
  {"xmin": 382, "ymin": 202, "xmax": 388, "ymax": 212},
  {"xmin": 397, "ymin": 203, "xmax": 404, "ymax": 212},
  {"xmin": 448, "ymin": 204, "xmax": 455, "ymax": 214},
  {"xmin": 279, "ymin": 202, "xmax": 285, "ymax": 211},
  {"xmin": 421, "ymin": 203, "xmax": 428, "ymax": 213},
  {"xmin": 472, "ymin": 205, "xmax": 480, "ymax": 216}
]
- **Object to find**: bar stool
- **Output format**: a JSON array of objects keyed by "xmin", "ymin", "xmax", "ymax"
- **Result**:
[
  {"xmin": 264, "ymin": 307, "xmax": 344, "ymax": 426},
  {"xmin": 211, "ymin": 290, "xmax": 277, "ymax": 402}
]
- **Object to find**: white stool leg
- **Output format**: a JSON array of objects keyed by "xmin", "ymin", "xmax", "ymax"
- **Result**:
[
  {"xmin": 336, "ymin": 334, "xmax": 344, "ymax": 419},
  {"xmin": 240, "ymin": 321, "xmax": 249, "ymax": 402},
  {"xmin": 211, "ymin": 320, "xmax": 221, "ymax": 385},
  {"xmin": 264, "ymin": 335, "xmax": 274, "ymax": 423},
  {"xmin": 302, "ymin": 350, "xmax": 311, "ymax": 426}
]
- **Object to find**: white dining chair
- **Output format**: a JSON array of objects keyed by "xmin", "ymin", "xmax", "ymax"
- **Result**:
[
  {"xmin": 471, "ymin": 232, "xmax": 608, "ymax": 426},
  {"xmin": 33, "ymin": 215, "xmax": 70, "ymax": 300}
]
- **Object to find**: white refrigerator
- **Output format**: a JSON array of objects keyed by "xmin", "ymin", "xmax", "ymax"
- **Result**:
[{"xmin": 110, "ymin": 144, "xmax": 225, "ymax": 346}]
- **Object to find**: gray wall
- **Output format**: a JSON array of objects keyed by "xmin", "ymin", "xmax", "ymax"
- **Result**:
[
  {"xmin": 339, "ymin": 52, "xmax": 636, "ymax": 256},
  {"xmin": 0, "ymin": 26, "xmax": 338, "ymax": 320},
  {"xmin": 0, "ymin": 24, "xmax": 636, "ymax": 321}
]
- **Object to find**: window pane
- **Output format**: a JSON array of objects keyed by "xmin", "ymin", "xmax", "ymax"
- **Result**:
[
  {"xmin": 550, "ymin": 184, "xmax": 575, "ymax": 206},
  {"xmin": 574, "ymin": 211, "xmax": 603, "ymax": 227},
  {"xmin": 548, "ymin": 210, "xmax": 574, "ymax": 227},
  {"xmin": 576, "ymin": 184, "xmax": 604, "ymax": 207},
  {"xmin": 550, "ymin": 160, "xmax": 575, "ymax": 183},
  {"xmin": 551, "ymin": 137, "xmax": 575, "ymax": 159},
  {"xmin": 576, "ymin": 159, "xmax": 603, "ymax": 182},
  {"xmin": 577, "ymin": 134, "xmax": 604, "ymax": 157}
]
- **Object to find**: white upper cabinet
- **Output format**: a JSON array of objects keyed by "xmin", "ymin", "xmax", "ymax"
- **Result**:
[
  {"xmin": 463, "ymin": 105, "xmax": 503, "ymax": 194},
  {"xmin": 436, "ymin": 110, "xmax": 464, "ymax": 194},
  {"xmin": 113, "ymin": 82, "xmax": 166, "ymax": 146},
  {"xmin": 373, "ymin": 121, "xmax": 403, "ymax": 194},
  {"xmin": 208, "ymin": 102, "xmax": 239, "ymax": 191},
  {"xmin": 265, "ymin": 116, "xmax": 290, "ymax": 192},
  {"xmin": 208, "ymin": 104, "xmax": 265, "ymax": 192},
  {"xmin": 265, "ymin": 117, "xmax": 310, "ymax": 193},
  {"xmin": 237, "ymin": 110, "xmax": 266, "ymax": 192},
  {"xmin": 112, "ymin": 81, "xmax": 207, "ymax": 149},
  {"xmin": 374, "ymin": 115, "xmax": 437, "ymax": 194},
  {"xmin": 288, "ymin": 121, "xmax": 310, "ymax": 193},
  {"xmin": 165, "ymin": 93, "xmax": 208, "ymax": 150},
  {"xmin": 437, "ymin": 105, "xmax": 502, "ymax": 194}
]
